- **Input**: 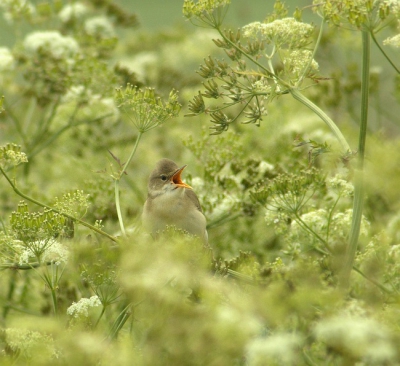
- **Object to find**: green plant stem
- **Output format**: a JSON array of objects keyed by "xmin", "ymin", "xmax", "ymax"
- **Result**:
[
  {"xmin": 107, "ymin": 303, "xmax": 132, "ymax": 340},
  {"xmin": 216, "ymin": 23, "xmax": 351, "ymax": 154},
  {"xmin": 297, "ymin": 17, "xmax": 325, "ymax": 86},
  {"xmin": 290, "ymin": 88, "xmax": 351, "ymax": 153},
  {"xmin": 2, "ymin": 270, "xmax": 17, "ymax": 321},
  {"xmin": 0, "ymin": 166, "xmax": 118, "ymax": 243},
  {"xmin": 370, "ymin": 30, "xmax": 400, "ymax": 74},
  {"xmin": 342, "ymin": 30, "xmax": 370, "ymax": 286},
  {"xmin": 325, "ymin": 193, "xmax": 342, "ymax": 242},
  {"xmin": 94, "ymin": 305, "xmax": 106, "ymax": 328},
  {"xmin": 215, "ymin": 25, "xmax": 277, "ymax": 80},
  {"xmin": 352, "ymin": 265, "xmax": 392, "ymax": 294},
  {"xmin": 4, "ymin": 99, "xmax": 28, "ymax": 147},
  {"xmin": 294, "ymin": 213, "xmax": 331, "ymax": 254},
  {"xmin": 206, "ymin": 212, "xmax": 241, "ymax": 230},
  {"xmin": 115, "ymin": 131, "xmax": 143, "ymax": 236}
]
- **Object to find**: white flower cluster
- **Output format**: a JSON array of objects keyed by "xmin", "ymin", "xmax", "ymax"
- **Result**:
[
  {"xmin": 67, "ymin": 295, "xmax": 101, "ymax": 318},
  {"xmin": 59, "ymin": 85, "xmax": 120, "ymax": 125},
  {"xmin": 314, "ymin": 315, "xmax": 396, "ymax": 364},
  {"xmin": 246, "ymin": 333, "xmax": 303, "ymax": 365},
  {"xmin": 23, "ymin": 31, "xmax": 79, "ymax": 59},
  {"xmin": 330, "ymin": 209, "xmax": 370, "ymax": 238},
  {"xmin": 327, "ymin": 174, "xmax": 354, "ymax": 196},
  {"xmin": 5, "ymin": 327, "xmax": 56, "ymax": 359},
  {"xmin": 243, "ymin": 18, "xmax": 314, "ymax": 48},
  {"xmin": 183, "ymin": 0, "xmax": 231, "ymax": 18},
  {"xmin": 0, "ymin": 47, "xmax": 14, "ymax": 72},
  {"xmin": 287, "ymin": 208, "xmax": 369, "ymax": 248},
  {"xmin": 18, "ymin": 238, "xmax": 69, "ymax": 265},
  {"xmin": 384, "ymin": 33, "xmax": 400, "ymax": 48},
  {"xmin": 58, "ymin": 2, "xmax": 88, "ymax": 23},
  {"xmin": 84, "ymin": 16, "xmax": 115, "ymax": 38},
  {"xmin": 0, "ymin": 0, "xmax": 36, "ymax": 24},
  {"xmin": 283, "ymin": 49, "xmax": 319, "ymax": 77},
  {"xmin": 265, "ymin": 208, "xmax": 289, "ymax": 235},
  {"xmin": 251, "ymin": 79, "xmax": 271, "ymax": 93}
]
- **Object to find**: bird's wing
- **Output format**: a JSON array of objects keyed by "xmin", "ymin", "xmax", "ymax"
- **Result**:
[{"xmin": 185, "ymin": 189, "xmax": 203, "ymax": 212}]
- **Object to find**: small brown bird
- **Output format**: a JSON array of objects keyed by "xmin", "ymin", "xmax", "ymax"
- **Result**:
[{"xmin": 142, "ymin": 159, "xmax": 208, "ymax": 244}]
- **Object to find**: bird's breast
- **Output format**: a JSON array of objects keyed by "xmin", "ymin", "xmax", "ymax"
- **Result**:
[{"xmin": 143, "ymin": 188, "xmax": 207, "ymax": 240}]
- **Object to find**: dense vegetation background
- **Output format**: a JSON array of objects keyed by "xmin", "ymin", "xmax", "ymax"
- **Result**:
[{"xmin": 1, "ymin": 0, "xmax": 400, "ymax": 365}]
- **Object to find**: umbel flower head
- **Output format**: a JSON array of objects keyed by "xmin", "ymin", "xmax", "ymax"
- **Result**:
[
  {"xmin": 242, "ymin": 18, "xmax": 314, "ymax": 49},
  {"xmin": 115, "ymin": 85, "xmax": 181, "ymax": 133},
  {"xmin": 10, "ymin": 202, "xmax": 69, "ymax": 243},
  {"xmin": 183, "ymin": 0, "xmax": 231, "ymax": 27},
  {"xmin": 23, "ymin": 30, "xmax": 79, "ymax": 59},
  {"xmin": 0, "ymin": 143, "xmax": 28, "ymax": 168}
]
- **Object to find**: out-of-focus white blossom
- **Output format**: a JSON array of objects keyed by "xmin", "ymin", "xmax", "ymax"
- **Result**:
[
  {"xmin": 258, "ymin": 161, "xmax": 274, "ymax": 174},
  {"xmin": 384, "ymin": 33, "xmax": 400, "ymax": 48},
  {"xmin": 58, "ymin": 2, "xmax": 88, "ymax": 23},
  {"xmin": 67, "ymin": 296, "xmax": 101, "ymax": 318},
  {"xmin": 0, "ymin": 47, "xmax": 14, "ymax": 72},
  {"xmin": 84, "ymin": 16, "xmax": 115, "ymax": 38},
  {"xmin": 314, "ymin": 315, "xmax": 396, "ymax": 364},
  {"xmin": 23, "ymin": 31, "xmax": 79, "ymax": 59},
  {"xmin": 61, "ymin": 85, "xmax": 87, "ymax": 103},
  {"xmin": 208, "ymin": 194, "xmax": 240, "ymax": 221},
  {"xmin": 18, "ymin": 238, "xmax": 69, "ymax": 265},
  {"xmin": 0, "ymin": 0, "xmax": 36, "ymax": 24},
  {"xmin": 190, "ymin": 177, "xmax": 205, "ymax": 191},
  {"xmin": 5, "ymin": 327, "xmax": 56, "ymax": 359},
  {"xmin": 246, "ymin": 333, "xmax": 303, "ymax": 365},
  {"xmin": 59, "ymin": 86, "xmax": 120, "ymax": 125},
  {"xmin": 327, "ymin": 174, "xmax": 354, "ymax": 196}
]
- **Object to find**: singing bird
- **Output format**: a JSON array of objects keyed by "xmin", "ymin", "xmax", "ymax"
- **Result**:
[{"xmin": 142, "ymin": 159, "xmax": 208, "ymax": 244}]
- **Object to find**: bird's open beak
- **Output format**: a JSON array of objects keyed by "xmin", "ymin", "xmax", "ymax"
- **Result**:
[{"xmin": 171, "ymin": 165, "xmax": 192, "ymax": 189}]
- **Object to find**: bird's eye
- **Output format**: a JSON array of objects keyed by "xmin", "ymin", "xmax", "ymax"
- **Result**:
[{"xmin": 160, "ymin": 174, "xmax": 167, "ymax": 181}]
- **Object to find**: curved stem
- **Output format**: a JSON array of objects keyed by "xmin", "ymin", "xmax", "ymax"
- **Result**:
[
  {"xmin": 370, "ymin": 30, "xmax": 400, "ymax": 74},
  {"xmin": 94, "ymin": 305, "xmax": 106, "ymax": 328},
  {"xmin": 297, "ymin": 17, "xmax": 325, "ymax": 86},
  {"xmin": 290, "ymin": 88, "xmax": 351, "ymax": 153},
  {"xmin": 352, "ymin": 265, "xmax": 392, "ymax": 294},
  {"xmin": 325, "ymin": 193, "xmax": 342, "ymax": 242},
  {"xmin": 115, "ymin": 132, "xmax": 143, "ymax": 235},
  {"xmin": 215, "ymin": 26, "xmax": 279, "ymax": 81},
  {"xmin": 342, "ymin": 30, "xmax": 370, "ymax": 286},
  {"xmin": 0, "ymin": 166, "xmax": 118, "ymax": 243},
  {"xmin": 294, "ymin": 213, "xmax": 332, "ymax": 254}
]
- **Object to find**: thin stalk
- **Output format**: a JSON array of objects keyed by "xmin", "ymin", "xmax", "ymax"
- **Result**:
[
  {"xmin": 294, "ymin": 213, "xmax": 332, "ymax": 254},
  {"xmin": 115, "ymin": 132, "xmax": 143, "ymax": 235},
  {"xmin": 215, "ymin": 25, "xmax": 278, "ymax": 80},
  {"xmin": 23, "ymin": 97, "xmax": 37, "ymax": 143},
  {"xmin": 4, "ymin": 99, "xmax": 28, "ymax": 147},
  {"xmin": 107, "ymin": 303, "xmax": 132, "ymax": 340},
  {"xmin": 0, "ymin": 166, "xmax": 118, "ymax": 243},
  {"xmin": 28, "ymin": 113, "xmax": 113, "ymax": 160},
  {"xmin": 290, "ymin": 88, "xmax": 351, "ymax": 153},
  {"xmin": 297, "ymin": 17, "xmax": 325, "ymax": 86},
  {"xmin": 325, "ymin": 193, "xmax": 342, "ymax": 242},
  {"xmin": 206, "ymin": 212, "xmax": 241, "ymax": 230},
  {"xmin": 2, "ymin": 270, "xmax": 17, "ymax": 320},
  {"xmin": 352, "ymin": 265, "xmax": 392, "ymax": 294},
  {"xmin": 342, "ymin": 30, "xmax": 370, "ymax": 285},
  {"xmin": 370, "ymin": 30, "xmax": 400, "ymax": 74},
  {"xmin": 217, "ymin": 22, "xmax": 350, "ymax": 156},
  {"xmin": 94, "ymin": 305, "xmax": 107, "ymax": 328}
]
